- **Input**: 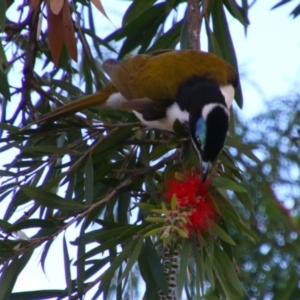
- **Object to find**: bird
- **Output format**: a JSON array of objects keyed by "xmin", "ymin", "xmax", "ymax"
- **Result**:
[{"xmin": 38, "ymin": 50, "xmax": 241, "ymax": 181}]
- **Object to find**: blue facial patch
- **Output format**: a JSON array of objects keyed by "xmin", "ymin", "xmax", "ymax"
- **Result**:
[{"xmin": 195, "ymin": 118, "xmax": 206, "ymax": 150}]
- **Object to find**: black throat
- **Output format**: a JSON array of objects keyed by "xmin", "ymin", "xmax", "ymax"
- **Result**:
[{"xmin": 203, "ymin": 107, "xmax": 229, "ymax": 162}]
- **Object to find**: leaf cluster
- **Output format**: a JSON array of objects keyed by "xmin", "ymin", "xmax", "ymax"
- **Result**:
[{"xmin": 0, "ymin": 0, "xmax": 299, "ymax": 299}]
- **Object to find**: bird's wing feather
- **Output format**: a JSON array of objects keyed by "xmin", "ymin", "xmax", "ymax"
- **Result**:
[
  {"xmin": 119, "ymin": 98, "xmax": 155, "ymax": 110},
  {"xmin": 103, "ymin": 51, "xmax": 238, "ymax": 103}
]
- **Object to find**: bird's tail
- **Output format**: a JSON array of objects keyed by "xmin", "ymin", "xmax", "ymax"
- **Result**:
[{"xmin": 37, "ymin": 83, "xmax": 118, "ymax": 124}]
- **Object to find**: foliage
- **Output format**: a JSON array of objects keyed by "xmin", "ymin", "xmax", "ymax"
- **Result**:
[
  {"xmin": 232, "ymin": 95, "xmax": 300, "ymax": 299},
  {"xmin": 0, "ymin": 0, "xmax": 299, "ymax": 299}
]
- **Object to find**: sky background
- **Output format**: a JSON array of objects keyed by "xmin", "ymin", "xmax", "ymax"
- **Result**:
[{"xmin": 2, "ymin": 0, "xmax": 300, "ymax": 297}]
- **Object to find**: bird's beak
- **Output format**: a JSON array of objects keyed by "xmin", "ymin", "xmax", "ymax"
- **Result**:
[{"xmin": 201, "ymin": 161, "xmax": 211, "ymax": 183}]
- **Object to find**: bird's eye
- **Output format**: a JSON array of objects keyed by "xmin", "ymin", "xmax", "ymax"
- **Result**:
[{"xmin": 196, "ymin": 136, "xmax": 201, "ymax": 144}]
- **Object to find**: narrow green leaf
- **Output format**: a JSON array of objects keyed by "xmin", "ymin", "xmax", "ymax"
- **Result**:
[
  {"xmin": 0, "ymin": 37, "xmax": 8, "ymax": 70},
  {"xmin": 64, "ymin": 172, "xmax": 77, "ymax": 201},
  {"xmin": 180, "ymin": 14, "xmax": 189, "ymax": 49},
  {"xmin": 223, "ymin": 0, "xmax": 249, "ymax": 27},
  {"xmin": 20, "ymin": 145, "xmax": 80, "ymax": 155},
  {"xmin": 290, "ymin": 3, "xmax": 300, "ymax": 18},
  {"xmin": 43, "ymin": 172, "xmax": 66, "ymax": 191},
  {"xmin": 219, "ymin": 152, "xmax": 241, "ymax": 172},
  {"xmin": 99, "ymin": 240, "xmax": 137, "ymax": 293},
  {"xmin": 150, "ymin": 209, "xmax": 167, "ymax": 215},
  {"xmin": 133, "ymin": 202, "xmax": 158, "ymax": 212},
  {"xmin": 122, "ymin": 0, "xmax": 156, "ymax": 25},
  {"xmin": 118, "ymin": 237, "xmax": 143, "ymax": 283},
  {"xmin": 85, "ymin": 155, "xmax": 94, "ymax": 205},
  {"xmin": 234, "ymin": 190, "xmax": 254, "ymax": 210},
  {"xmin": 143, "ymin": 228, "xmax": 162, "ymax": 237},
  {"xmin": 93, "ymin": 126, "xmax": 133, "ymax": 155},
  {"xmin": 191, "ymin": 241, "xmax": 205, "ymax": 294},
  {"xmin": 5, "ymin": 219, "xmax": 57, "ymax": 233},
  {"xmin": 138, "ymin": 244, "xmax": 159, "ymax": 298},
  {"xmin": 174, "ymin": 171, "xmax": 184, "ymax": 181},
  {"xmin": 145, "ymin": 237, "xmax": 169, "ymax": 294},
  {"xmin": 214, "ymin": 246, "xmax": 243, "ymax": 295},
  {"xmin": 177, "ymin": 241, "xmax": 189, "ymax": 299},
  {"xmin": 9, "ymin": 290, "xmax": 65, "ymax": 299},
  {"xmin": 212, "ymin": 255, "xmax": 232, "ymax": 299},
  {"xmin": 51, "ymin": 79, "xmax": 83, "ymax": 95},
  {"xmin": 149, "ymin": 144, "xmax": 171, "ymax": 161},
  {"xmin": 212, "ymin": 176, "xmax": 247, "ymax": 192},
  {"xmin": 85, "ymin": 257, "xmax": 113, "ymax": 282},
  {"xmin": 147, "ymin": 19, "xmax": 183, "ymax": 53},
  {"xmin": 223, "ymin": 208, "xmax": 258, "ymax": 243},
  {"xmin": 166, "ymin": 0, "xmax": 178, "ymax": 8},
  {"xmin": 210, "ymin": 1, "xmax": 243, "ymax": 108},
  {"xmin": 21, "ymin": 185, "xmax": 86, "ymax": 210},
  {"xmin": 177, "ymin": 228, "xmax": 189, "ymax": 239},
  {"xmin": 204, "ymin": 251, "xmax": 215, "ymax": 289},
  {"xmin": 166, "ymin": 139, "xmax": 181, "ymax": 150},
  {"xmin": 0, "ymin": 249, "xmax": 34, "ymax": 300},
  {"xmin": 116, "ymin": 266, "xmax": 123, "ymax": 300},
  {"xmin": 272, "ymin": 0, "xmax": 291, "ymax": 10},
  {"xmin": 117, "ymin": 190, "xmax": 131, "ymax": 224},
  {"xmin": 107, "ymin": 3, "xmax": 167, "ymax": 58},
  {"xmin": 0, "ymin": 122, "xmax": 18, "ymax": 133},
  {"xmin": 83, "ymin": 224, "xmax": 138, "ymax": 244},
  {"xmin": 171, "ymin": 194, "xmax": 177, "ymax": 211},
  {"xmin": 145, "ymin": 217, "xmax": 165, "ymax": 223},
  {"xmin": 242, "ymin": 149, "xmax": 262, "ymax": 165},
  {"xmin": 77, "ymin": 222, "xmax": 86, "ymax": 298},
  {"xmin": 63, "ymin": 234, "xmax": 72, "ymax": 298},
  {"xmin": 214, "ymin": 224, "xmax": 236, "ymax": 245},
  {"xmin": 0, "ymin": 69, "xmax": 10, "ymax": 100},
  {"xmin": 205, "ymin": 235, "xmax": 215, "ymax": 264},
  {"xmin": 226, "ymin": 137, "xmax": 261, "ymax": 165},
  {"xmin": 40, "ymin": 240, "xmax": 53, "ymax": 275},
  {"xmin": 205, "ymin": 19, "xmax": 223, "ymax": 57},
  {"xmin": 74, "ymin": 241, "xmax": 116, "ymax": 265},
  {"xmin": 0, "ymin": 1, "xmax": 6, "ymax": 32},
  {"xmin": 0, "ymin": 219, "xmax": 11, "ymax": 231}
]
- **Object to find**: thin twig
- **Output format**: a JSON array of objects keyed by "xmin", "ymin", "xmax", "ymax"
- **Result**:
[
  {"xmin": 4, "ymin": 17, "xmax": 31, "ymax": 42},
  {"xmin": 113, "ymin": 150, "xmax": 180, "ymax": 175},
  {"xmin": 123, "ymin": 137, "xmax": 189, "ymax": 146}
]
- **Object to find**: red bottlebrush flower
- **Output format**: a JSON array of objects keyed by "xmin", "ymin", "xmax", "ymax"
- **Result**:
[{"xmin": 164, "ymin": 171, "xmax": 217, "ymax": 234}]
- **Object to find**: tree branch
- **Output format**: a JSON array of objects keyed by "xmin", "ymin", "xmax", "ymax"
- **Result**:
[
  {"xmin": 187, "ymin": 0, "xmax": 209, "ymax": 50},
  {"xmin": 11, "ymin": 150, "xmax": 181, "ymax": 259},
  {"xmin": 21, "ymin": 8, "xmax": 40, "ymax": 124},
  {"xmin": 187, "ymin": 0, "xmax": 200, "ymax": 50}
]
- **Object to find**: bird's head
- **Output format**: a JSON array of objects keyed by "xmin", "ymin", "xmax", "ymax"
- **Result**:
[
  {"xmin": 176, "ymin": 77, "xmax": 230, "ymax": 181},
  {"xmin": 190, "ymin": 103, "xmax": 229, "ymax": 181}
]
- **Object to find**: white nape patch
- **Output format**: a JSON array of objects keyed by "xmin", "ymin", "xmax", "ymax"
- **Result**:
[
  {"xmin": 220, "ymin": 85, "xmax": 235, "ymax": 108},
  {"xmin": 104, "ymin": 92, "xmax": 128, "ymax": 109},
  {"xmin": 202, "ymin": 103, "xmax": 229, "ymax": 120},
  {"xmin": 133, "ymin": 102, "xmax": 188, "ymax": 132}
]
